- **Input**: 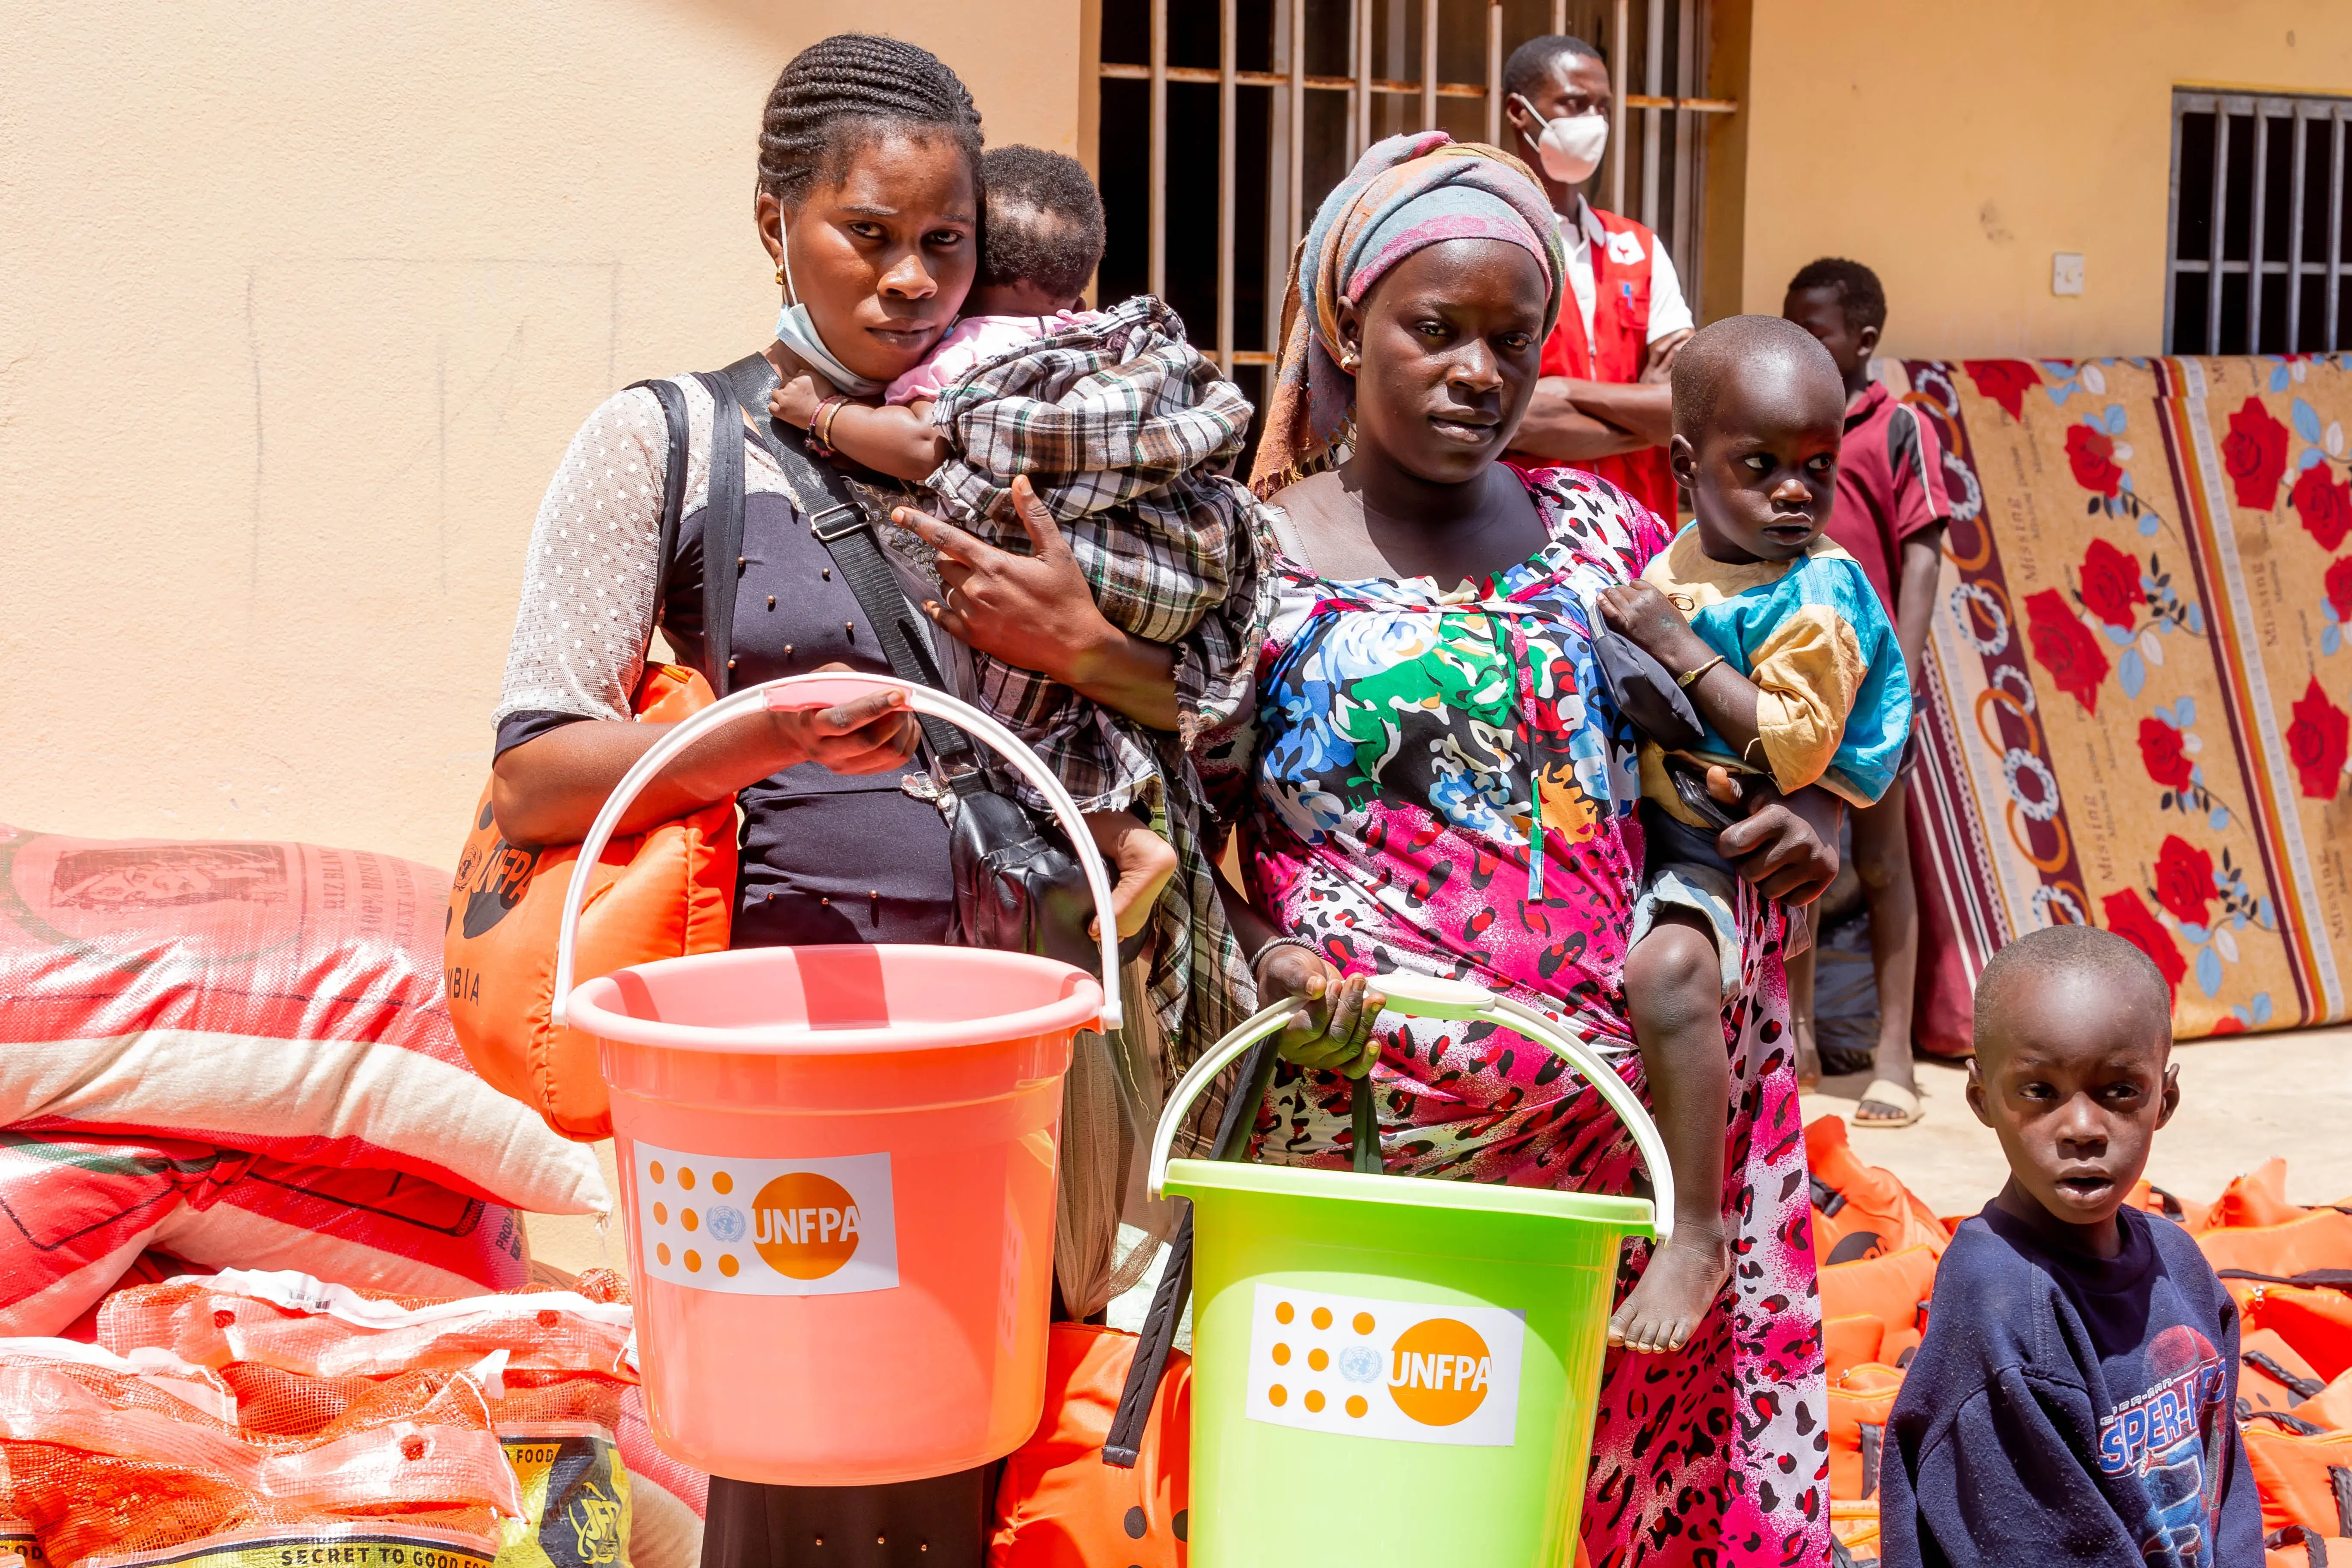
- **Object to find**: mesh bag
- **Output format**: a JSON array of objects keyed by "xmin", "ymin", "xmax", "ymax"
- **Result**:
[
  {"xmin": 92, "ymin": 1271, "xmax": 651, "ymax": 1568},
  {"xmin": 0, "ymin": 1341, "xmax": 516, "ymax": 1568},
  {"xmin": 98, "ymin": 1270, "xmax": 633, "ymax": 1381}
]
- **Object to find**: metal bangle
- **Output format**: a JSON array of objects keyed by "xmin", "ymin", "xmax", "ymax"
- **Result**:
[
  {"xmin": 1677, "ymin": 653, "xmax": 1726, "ymax": 690},
  {"xmin": 811, "ymin": 395, "xmax": 850, "ymax": 452}
]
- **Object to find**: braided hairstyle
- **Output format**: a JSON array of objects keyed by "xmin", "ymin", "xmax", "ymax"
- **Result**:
[{"xmin": 758, "ymin": 34, "xmax": 983, "ymax": 210}]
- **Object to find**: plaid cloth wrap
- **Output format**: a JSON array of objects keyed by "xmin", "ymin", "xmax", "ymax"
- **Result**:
[{"xmin": 925, "ymin": 294, "xmax": 1271, "ymax": 1073}]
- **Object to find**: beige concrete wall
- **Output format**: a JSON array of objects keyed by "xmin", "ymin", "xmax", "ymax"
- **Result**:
[
  {"xmin": 1736, "ymin": 0, "xmax": 2352, "ymax": 359},
  {"xmin": 0, "ymin": 0, "xmax": 1084, "ymax": 867}
]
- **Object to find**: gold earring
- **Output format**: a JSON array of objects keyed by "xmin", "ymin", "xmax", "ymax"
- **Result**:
[
  {"xmin": 1341, "ymin": 352, "xmax": 1360, "ymax": 372},
  {"xmin": 775, "ymin": 266, "xmax": 786, "ymax": 286}
]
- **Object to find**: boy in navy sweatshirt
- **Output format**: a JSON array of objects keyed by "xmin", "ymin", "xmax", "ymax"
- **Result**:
[{"xmin": 1879, "ymin": 926, "xmax": 2260, "ymax": 1568}]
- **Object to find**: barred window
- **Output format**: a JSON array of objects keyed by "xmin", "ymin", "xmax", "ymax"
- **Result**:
[
  {"xmin": 1095, "ymin": 0, "xmax": 1728, "ymax": 443},
  {"xmin": 2168, "ymin": 89, "xmax": 2352, "ymax": 355}
]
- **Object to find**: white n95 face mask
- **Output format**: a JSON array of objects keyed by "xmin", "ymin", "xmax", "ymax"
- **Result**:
[{"xmin": 1512, "ymin": 94, "xmax": 1609, "ymax": 186}]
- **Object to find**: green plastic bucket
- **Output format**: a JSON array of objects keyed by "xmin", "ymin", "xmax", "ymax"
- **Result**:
[{"xmin": 1148, "ymin": 972, "xmax": 1668, "ymax": 1566}]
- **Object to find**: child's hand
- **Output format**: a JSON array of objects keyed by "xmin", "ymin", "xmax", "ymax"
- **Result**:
[
  {"xmin": 1598, "ymin": 580, "xmax": 1715, "ymax": 675},
  {"xmin": 1255, "ymin": 946, "xmax": 1383, "ymax": 1078},
  {"xmin": 1081, "ymin": 811, "xmax": 1177, "ymax": 941},
  {"xmin": 768, "ymin": 370, "xmax": 835, "ymax": 430}
]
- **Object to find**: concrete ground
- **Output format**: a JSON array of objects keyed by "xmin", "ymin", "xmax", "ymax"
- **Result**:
[
  {"xmin": 1801, "ymin": 1026, "xmax": 2352, "ymax": 1216},
  {"xmin": 525, "ymin": 1028, "xmax": 2352, "ymax": 1272}
]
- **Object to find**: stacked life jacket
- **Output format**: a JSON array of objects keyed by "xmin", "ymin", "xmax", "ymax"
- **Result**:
[{"xmin": 1537, "ymin": 204, "xmax": 1678, "ymax": 520}]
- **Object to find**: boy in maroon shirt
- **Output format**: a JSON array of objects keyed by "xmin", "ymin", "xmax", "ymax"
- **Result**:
[{"xmin": 1784, "ymin": 257, "xmax": 1952, "ymax": 1128}]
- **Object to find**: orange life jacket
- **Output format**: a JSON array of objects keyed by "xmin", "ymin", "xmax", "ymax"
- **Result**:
[
  {"xmin": 1807, "ymin": 1116, "xmax": 1951, "ymax": 1265},
  {"xmin": 2266, "ymin": 1527, "xmax": 2352, "ymax": 1568},
  {"xmin": 1828, "ymin": 1363, "xmax": 1905, "ymax": 1502},
  {"xmin": 2291, "ymin": 1368, "xmax": 2352, "ymax": 1433},
  {"xmin": 2242, "ymin": 1424, "xmax": 2352, "ymax": 1539},
  {"xmin": 1819, "ymin": 1245, "xmax": 1940, "ymax": 1344},
  {"xmin": 2246, "ymin": 1287, "xmax": 2352, "ymax": 1384},
  {"xmin": 989, "ymin": 1322, "xmax": 1191, "ymax": 1567},
  {"xmin": 2126, "ymin": 1178, "xmax": 2213, "ymax": 1231},
  {"xmin": 2197, "ymin": 1211, "xmax": 2352, "ymax": 1308},
  {"xmin": 2206, "ymin": 1158, "xmax": 2309, "ymax": 1233},
  {"xmin": 2242, "ymin": 1328, "xmax": 2331, "ymax": 1420}
]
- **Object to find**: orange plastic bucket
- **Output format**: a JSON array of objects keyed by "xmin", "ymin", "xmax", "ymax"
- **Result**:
[{"xmin": 553, "ymin": 674, "xmax": 1121, "ymax": 1485}]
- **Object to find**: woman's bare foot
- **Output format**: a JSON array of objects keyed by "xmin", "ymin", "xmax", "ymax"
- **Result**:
[{"xmin": 1608, "ymin": 1226, "xmax": 1730, "ymax": 1355}]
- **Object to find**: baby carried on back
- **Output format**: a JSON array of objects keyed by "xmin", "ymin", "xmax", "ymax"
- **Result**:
[{"xmin": 768, "ymin": 144, "xmax": 1269, "ymax": 1123}]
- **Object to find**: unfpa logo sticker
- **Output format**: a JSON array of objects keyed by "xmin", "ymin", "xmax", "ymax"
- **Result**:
[
  {"xmin": 1243, "ymin": 1284, "xmax": 1525, "ymax": 1447},
  {"xmin": 634, "ymin": 1144, "xmax": 898, "ymax": 1297}
]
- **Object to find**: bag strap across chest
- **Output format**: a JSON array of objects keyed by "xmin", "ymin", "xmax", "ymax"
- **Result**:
[{"xmin": 711, "ymin": 353, "xmax": 976, "ymax": 769}]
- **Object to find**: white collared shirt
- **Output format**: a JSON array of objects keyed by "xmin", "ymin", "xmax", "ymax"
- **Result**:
[{"xmin": 1557, "ymin": 196, "xmax": 1695, "ymax": 352}]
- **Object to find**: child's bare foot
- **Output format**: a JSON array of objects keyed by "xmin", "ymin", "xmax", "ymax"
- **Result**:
[{"xmin": 1608, "ymin": 1226, "xmax": 1730, "ymax": 1354}]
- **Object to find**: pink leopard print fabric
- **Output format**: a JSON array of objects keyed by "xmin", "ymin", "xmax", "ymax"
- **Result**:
[{"xmin": 1202, "ymin": 466, "xmax": 1830, "ymax": 1565}]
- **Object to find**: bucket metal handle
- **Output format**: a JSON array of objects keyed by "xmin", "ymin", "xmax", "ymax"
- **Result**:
[
  {"xmin": 548, "ymin": 672, "xmax": 1122, "ymax": 1032},
  {"xmin": 1146, "ymin": 970, "xmax": 1672, "ymax": 1243}
]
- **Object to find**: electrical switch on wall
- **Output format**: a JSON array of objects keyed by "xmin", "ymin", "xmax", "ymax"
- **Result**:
[{"xmin": 2052, "ymin": 252, "xmax": 2086, "ymax": 296}]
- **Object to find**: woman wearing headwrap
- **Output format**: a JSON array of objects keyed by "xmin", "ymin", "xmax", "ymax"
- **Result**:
[{"xmin": 1201, "ymin": 132, "xmax": 1835, "ymax": 1565}]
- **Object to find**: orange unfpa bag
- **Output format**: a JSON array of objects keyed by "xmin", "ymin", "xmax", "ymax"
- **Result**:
[
  {"xmin": 990, "ymin": 1323, "xmax": 1191, "ymax": 1567},
  {"xmin": 1824, "ymin": 1314, "xmax": 1885, "ymax": 1383},
  {"xmin": 1830, "ymin": 1500, "xmax": 1882, "ymax": 1567},
  {"xmin": 445, "ymin": 665, "xmax": 736, "ymax": 1140}
]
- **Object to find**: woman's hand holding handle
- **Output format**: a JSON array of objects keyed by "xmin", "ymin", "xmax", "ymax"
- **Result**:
[
  {"xmin": 764, "ymin": 662, "xmax": 920, "ymax": 775},
  {"xmin": 1255, "ymin": 943, "xmax": 1384, "ymax": 1078}
]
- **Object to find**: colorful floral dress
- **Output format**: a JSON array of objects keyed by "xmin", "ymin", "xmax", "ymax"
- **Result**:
[{"xmin": 1201, "ymin": 465, "xmax": 1830, "ymax": 1567}]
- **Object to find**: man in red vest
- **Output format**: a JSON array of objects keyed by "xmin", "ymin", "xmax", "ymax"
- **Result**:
[{"xmin": 1501, "ymin": 34, "xmax": 1693, "ymax": 517}]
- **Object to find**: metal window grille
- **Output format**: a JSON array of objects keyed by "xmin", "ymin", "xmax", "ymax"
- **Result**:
[
  {"xmin": 2167, "ymin": 89, "xmax": 2352, "ymax": 355},
  {"xmin": 1095, "ymin": 0, "xmax": 1730, "ymax": 407}
]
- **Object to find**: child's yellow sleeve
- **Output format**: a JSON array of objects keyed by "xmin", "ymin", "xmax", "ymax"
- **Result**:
[{"xmin": 1747, "ymin": 606, "xmax": 1867, "ymax": 795}]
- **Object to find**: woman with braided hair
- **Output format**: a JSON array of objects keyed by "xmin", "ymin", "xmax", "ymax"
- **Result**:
[{"xmin": 487, "ymin": 33, "xmax": 1174, "ymax": 1565}]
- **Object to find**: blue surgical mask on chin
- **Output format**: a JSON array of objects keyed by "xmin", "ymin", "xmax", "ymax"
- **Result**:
[{"xmin": 774, "ymin": 224, "xmax": 889, "ymax": 398}]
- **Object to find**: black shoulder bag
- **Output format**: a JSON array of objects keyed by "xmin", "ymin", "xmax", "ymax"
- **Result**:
[{"xmin": 710, "ymin": 355, "xmax": 1110, "ymax": 978}]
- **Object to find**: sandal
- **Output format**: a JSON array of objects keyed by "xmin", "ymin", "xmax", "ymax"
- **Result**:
[{"xmin": 1853, "ymin": 1079, "xmax": 1922, "ymax": 1128}]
